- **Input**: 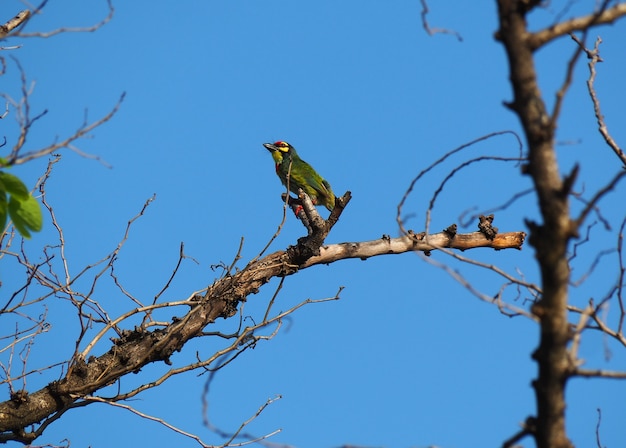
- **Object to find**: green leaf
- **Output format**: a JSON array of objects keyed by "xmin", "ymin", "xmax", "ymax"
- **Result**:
[
  {"xmin": 0, "ymin": 171, "xmax": 30, "ymax": 200},
  {"xmin": 0, "ymin": 190, "xmax": 7, "ymax": 233},
  {"xmin": 8, "ymin": 194, "xmax": 43, "ymax": 239}
]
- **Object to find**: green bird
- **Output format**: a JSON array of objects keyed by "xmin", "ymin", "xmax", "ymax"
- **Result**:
[{"xmin": 263, "ymin": 141, "xmax": 335, "ymax": 211}]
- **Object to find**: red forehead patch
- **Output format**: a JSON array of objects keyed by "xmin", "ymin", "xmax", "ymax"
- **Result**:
[{"xmin": 274, "ymin": 141, "xmax": 287, "ymax": 147}]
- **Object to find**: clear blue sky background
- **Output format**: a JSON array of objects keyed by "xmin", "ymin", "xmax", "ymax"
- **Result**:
[{"xmin": 2, "ymin": 1, "xmax": 626, "ymax": 447}]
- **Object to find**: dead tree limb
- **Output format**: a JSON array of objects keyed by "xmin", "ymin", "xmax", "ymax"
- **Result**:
[
  {"xmin": 0, "ymin": 192, "xmax": 525, "ymax": 444},
  {"xmin": 496, "ymin": 1, "xmax": 626, "ymax": 447}
]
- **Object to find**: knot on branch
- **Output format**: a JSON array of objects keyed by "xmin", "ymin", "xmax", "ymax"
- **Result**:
[
  {"xmin": 407, "ymin": 229, "xmax": 426, "ymax": 241},
  {"xmin": 111, "ymin": 326, "xmax": 146, "ymax": 346},
  {"xmin": 444, "ymin": 223, "xmax": 457, "ymax": 238},
  {"xmin": 10, "ymin": 390, "xmax": 28, "ymax": 405},
  {"xmin": 287, "ymin": 190, "xmax": 351, "ymax": 265},
  {"xmin": 478, "ymin": 214, "xmax": 498, "ymax": 240}
]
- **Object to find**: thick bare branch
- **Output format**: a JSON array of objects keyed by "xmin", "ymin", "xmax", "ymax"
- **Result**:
[
  {"xmin": 527, "ymin": 2, "xmax": 626, "ymax": 51},
  {"xmin": 0, "ymin": 201, "xmax": 525, "ymax": 442},
  {"xmin": 302, "ymin": 230, "xmax": 525, "ymax": 268},
  {"xmin": 497, "ymin": 1, "xmax": 581, "ymax": 446},
  {"xmin": 0, "ymin": 10, "xmax": 30, "ymax": 39}
]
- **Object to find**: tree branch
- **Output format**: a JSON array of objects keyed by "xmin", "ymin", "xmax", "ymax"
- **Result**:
[
  {"xmin": 0, "ymin": 10, "xmax": 30, "ymax": 39},
  {"xmin": 0, "ymin": 206, "xmax": 525, "ymax": 441},
  {"xmin": 14, "ymin": 0, "xmax": 114, "ymax": 38},
  {"xmin": 527, "ymin": 2, "xmax": 626, "ymax": 51},
  {"xmin": 497, "ymin": 1, "xmax": 581, "ymax": 446},
  {"xmin": 570, "ymin": 34, "xmax": 626, "ymax": 167},
  {"xmin": 302, "ymin": 229, "xmax": 525, "ymax": 268}
]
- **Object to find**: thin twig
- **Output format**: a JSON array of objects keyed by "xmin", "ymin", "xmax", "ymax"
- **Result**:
[
  {"xmin": 574, "ymin": 171, "xmax": 626, "ymax": 229},
  {"xmin": 80, "ymin": 396, "xmax": 212, "ymax": 448},
  {"xmin": 419, "ymin": 0, "xmax": 463, "ymax": 41},
  {"xmin": 16, "ymin": 0, "xmax": 114, "ymax": 38},
  {"xmin": 550, "ymin": 30, "xmax": 586, "ymax": 126},
  {"xmin": 9, "ymin": 92, "xmax": 125, "ymax": 166},
  {"xmin": 397, "ymin": 130, "xmax": 522, "ymax": 235},
  {"xmin": 571, "ymin": 34, "xmax": 626, "ymax": 166}
]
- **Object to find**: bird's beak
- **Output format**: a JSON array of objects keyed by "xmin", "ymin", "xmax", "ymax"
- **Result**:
[{"xmin": 263, "ymin": 143, "xmax": 277, "ymax": 152}]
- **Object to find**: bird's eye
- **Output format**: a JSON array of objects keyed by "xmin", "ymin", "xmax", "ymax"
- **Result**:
[{"xmin": 275, "ymin": 141, "xmax": 287, "ymax": 148}]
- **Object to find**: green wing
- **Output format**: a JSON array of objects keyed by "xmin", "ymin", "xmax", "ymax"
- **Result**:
[
  {"xmin": 283, "ymin": 156, "xmax": 335, "ymax": 210},
  {"xmin": 299, "ymin": 163, "xmax": 334, "ymax": 209}
]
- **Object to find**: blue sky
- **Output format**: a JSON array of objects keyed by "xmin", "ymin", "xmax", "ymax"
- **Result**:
[{"xmin": 2, "ymin": 1, "xmax": 626, "ymax": 447}]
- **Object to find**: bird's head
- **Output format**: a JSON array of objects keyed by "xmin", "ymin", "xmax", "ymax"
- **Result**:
[{"xmin": 263, "ymin": 141, "xmax": 294, "ymax": 164}]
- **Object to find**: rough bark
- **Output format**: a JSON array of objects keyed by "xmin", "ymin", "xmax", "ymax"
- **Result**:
[
  {"xmin": 496, "ymin": 2, "xmax": 575, "ymax": 447},
  {"xmin": 0, "ymin": 191, "xmax": 524, "ymax": 443}
]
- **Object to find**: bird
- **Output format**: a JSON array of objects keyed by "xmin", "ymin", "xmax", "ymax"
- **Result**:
[{"xmin": 263, "ymin": 141, "xmax": 335, "ymax": 211}]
